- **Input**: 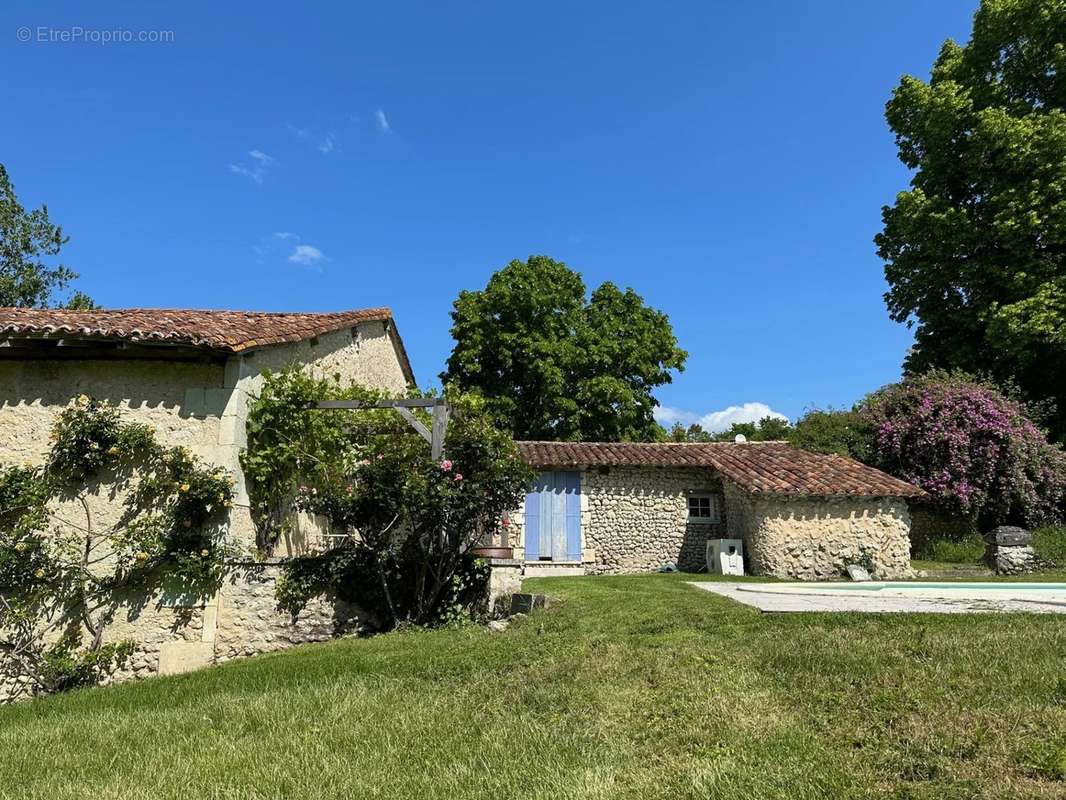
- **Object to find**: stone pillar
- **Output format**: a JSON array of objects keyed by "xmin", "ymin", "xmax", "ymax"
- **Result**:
[
  {"xmin": 983, "ymin": 526, "xmax": 1037, "ymax": 575},
  {"xmin": 486, "ymin": 558, "xmax": 523, "ymax": 616}
]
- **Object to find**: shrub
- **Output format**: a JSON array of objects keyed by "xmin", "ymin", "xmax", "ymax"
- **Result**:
[
  {"xmin": 925, "ymin": 534, "xmax": 986, "ymax": 565},
  {"xmin": 907, "ymin": 505, "xmax": 981, "ymax": 562},
  {"xmin": 38, "ymin": 637, "xmax": 136, "ymax": 694},
  {"xmin": 861, "ymin": 371, "xmax": 1066, "ymax": 529},
  {"xmin": 244, "ymin": 370, "xmax": 533, "ymax": 628},
  {"xmin": 1033, "ymin": 526, "xmax": 1066, "ymax": 568},
  {"xmin": 788, "ymin": 408, "xmax": 874, "ymax": 461}
]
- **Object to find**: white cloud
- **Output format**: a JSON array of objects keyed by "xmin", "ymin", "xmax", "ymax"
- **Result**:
[
  {"xmin": 654, "ymin": 402, "xmax": 789, "ymax": 433},
  {"xmin": 652, "ymin": 406, "xmax": 691, "ymax": 426},
  {"xmin": 288, "ymin": 244, "xmax": 327, "ymax": 266},
  {"xmin": 318, "ymin": 134, "xmax": 336, "ymax": 154},
  {"xmin": 254, "ymin": 232, "xmax": 328, "ymax": 269},
  {"xmin": 374, "ymin": 108, "xmax": 390, "ymax": 133},
  {"xmin": 229, "ymin": 150, "xmax": 275, "ymax": 183},
  {"xmin": 286, "ymin": 123, "xmax": 310, "ymax": 139}
]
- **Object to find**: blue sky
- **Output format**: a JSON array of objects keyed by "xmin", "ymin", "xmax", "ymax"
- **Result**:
[{"xmin": 1, "ymin": 1, "xmax": 976, "ymax": 430}]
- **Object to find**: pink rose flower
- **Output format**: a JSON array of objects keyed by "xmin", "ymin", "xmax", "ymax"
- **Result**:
[
  {"xmin": 440, "ymin": 459, "xmax": 453, "ymax": 471},
  {"xmin": 453, "ymin": 473, "xmax": 463, "ymax": 481}
]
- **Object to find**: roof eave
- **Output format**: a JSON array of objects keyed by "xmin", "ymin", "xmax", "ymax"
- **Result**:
[{"xmin": 0, "ymin": 333, "xmax": 233, "ymax": 360}]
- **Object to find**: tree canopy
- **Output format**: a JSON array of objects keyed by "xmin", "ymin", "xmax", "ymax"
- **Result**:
[
  {"xmin": 876, "ymin": 0, "xmax": 1066, "ymax": 441},
  {"xmin": 0, "ymin": 163, "xmax": 94, "ymax": 309},
  {"xmin": 665, "ymin": 417, "xmax": 792, "ymax": 443},
  {"xmin": 442, "ymin": 256, "xmax": 687, "ymax": 441},
  {"xmin": 788, "ymin": 408, "xmax": 874, "ymax": 461}
]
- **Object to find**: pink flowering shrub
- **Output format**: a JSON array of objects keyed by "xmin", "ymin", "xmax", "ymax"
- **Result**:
[{"xmin": 862, "ymin": 372, "xmax": 1066, "ymax": 528}]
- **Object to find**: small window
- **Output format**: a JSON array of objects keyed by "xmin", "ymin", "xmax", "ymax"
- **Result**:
[{"xmin": 687, "ymin": 494, "xmax": 719, "ymax": 522}]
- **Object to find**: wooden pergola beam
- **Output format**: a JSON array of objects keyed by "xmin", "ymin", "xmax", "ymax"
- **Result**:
[
  {"xmin": 313, "ymin": 398, "xmax": 446, "ymax": 410},
  {"xmin": 310, "ymin": 398, "xmax": 451, "ymax": 459}
]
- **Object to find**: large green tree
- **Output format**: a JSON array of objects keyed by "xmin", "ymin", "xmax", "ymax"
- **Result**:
[
  {"xmin": 0, "ymin": 164, "xmax": 94, "ymax": 309},
  {"xmin": 443, "ymin": 255, "xmax": 687, "ymax": 441},
  {"xmin": 876, "ymin": 0, "xmax": 1066, "ymax": 440}
]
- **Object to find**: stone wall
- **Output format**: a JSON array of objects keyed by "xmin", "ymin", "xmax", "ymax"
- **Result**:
[
  {"xmin": 3, "ymin": 581, "xmax": 217, "ymax": 701},
  {"xmin": 0, "ymin": 319, "xmax": 410, "ymax": 701},
  {"xmin": 0, "ymin": 359, "xmax": 225, "ymax": 466},
  {"xmin": 725, "ymin": 480, "xmax": 913, "ymax": 579},
  {"xmin": 486, "ymin": 560, "xmax": 523, "ymax": 616},
  {"xmin": 580, "ymin": 466, "xmax": 725, "ymax": 574},
  {"xmin": 213, "ymin": 568, "xmax": 367, "ymax": 665}
]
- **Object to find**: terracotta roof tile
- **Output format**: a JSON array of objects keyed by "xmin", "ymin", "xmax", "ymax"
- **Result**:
[
  {"xmin": 0, "ymin": 306, "xmax": 387, "ymax": 350},
  {"xmin": 516, "ymin": 441, "xmax": 923, "ymax": 498}
]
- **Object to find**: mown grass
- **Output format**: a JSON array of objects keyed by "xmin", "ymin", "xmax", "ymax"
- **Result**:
[
  {"xmin": 1, "ymin": 573, "xmax": 1066, "ymax": 799},
  {"xmin": 1035, "ymin": 526, "xmax": 1066, "ymax": 568}
]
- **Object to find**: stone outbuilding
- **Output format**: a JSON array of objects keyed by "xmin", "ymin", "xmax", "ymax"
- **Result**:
[
  {"xmin": 0, "ymin": 306, "xmax": 414, "ymax": 695},
  {"xmin": 511, "ymin": 441, "xmax": 924, "ymax": 579}
]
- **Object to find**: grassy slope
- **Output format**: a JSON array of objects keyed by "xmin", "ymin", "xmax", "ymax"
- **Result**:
[{"xmin": 2, "ymin": 574, "xmax": 1066, "ymax": 800}]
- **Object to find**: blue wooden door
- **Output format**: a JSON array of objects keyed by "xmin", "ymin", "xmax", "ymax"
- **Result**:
[{"xmin": 524, "ymin": 471, "xmax": 581, "ymax": 561}]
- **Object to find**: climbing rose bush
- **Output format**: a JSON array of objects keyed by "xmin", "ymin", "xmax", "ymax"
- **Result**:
[
  {"xmin": 242, "ymin": 370, "xmax": 533, "ymax": 628},
  {"xmin": 0, "ymin": 397, "xmax": 234, "ymax": 699},
  {"xmin": 862, "ymin": 372, "xmax": 1066, "ymax": 528}
]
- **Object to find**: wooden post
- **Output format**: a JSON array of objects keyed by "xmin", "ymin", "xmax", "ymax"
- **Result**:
[{"xmin": 431, "ymin": 400, "xmax": 449, "ymax": 461}]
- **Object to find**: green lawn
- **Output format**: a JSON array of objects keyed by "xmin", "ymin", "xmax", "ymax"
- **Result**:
[{"xmin": 2, "ymin": 574, "xmax": 1066, "ymax": 800}]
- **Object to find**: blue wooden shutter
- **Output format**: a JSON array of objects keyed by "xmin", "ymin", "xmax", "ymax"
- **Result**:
[
  {"xmin": 542, "ymin": 471, "xmax": 561, "ymax": 559},
  {"xmin": 564, "ymin": 471, "xmax": 582, "ymax": 561},
  {"xmin": 524, "ymin": 471, "xmax": 581, "ymax": 562},
  {"xmin": 523, "ymin": 474, "xmax": 544, "ymax": 560}
]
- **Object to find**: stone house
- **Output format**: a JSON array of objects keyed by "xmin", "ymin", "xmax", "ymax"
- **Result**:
[
  {"xmin": 511, "ymin": 441, "xmax": 923, "ymax": 579},
  {"xmin": 0, "ymin": 306, "xmax": 414, "ymax": 695}
]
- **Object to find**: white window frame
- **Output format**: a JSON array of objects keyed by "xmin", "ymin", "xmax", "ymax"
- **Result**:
[{"xmin": 687, "ymin": 493, "xmax": 720, "ymax": 523}]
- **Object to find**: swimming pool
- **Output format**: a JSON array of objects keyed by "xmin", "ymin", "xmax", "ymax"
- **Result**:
[
  {"xmin": 762, "ymin": 582, "xmax": 1066, "ymax": 592},
  {"xmin": 693, "ymin": 581, "xmax": 1066, "ymax": 613},
  {"xmin": 733, "ymin": 581, "xmax": 1066, "ymax": 604}
]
